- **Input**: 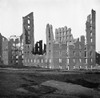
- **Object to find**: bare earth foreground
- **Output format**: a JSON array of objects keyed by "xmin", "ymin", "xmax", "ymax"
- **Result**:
[{"xmin": 0, "ymin": 68, "xmax": 100, "ymax": 98}]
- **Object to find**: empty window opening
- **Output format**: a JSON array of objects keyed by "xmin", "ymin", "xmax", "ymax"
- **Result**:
[
  {"xmin": 49, "ymin": 59, "xmax": 51, "ymax": 63},
  {"xmin": 59, "ymin": 58, "xmax": 62, "ymax": 63},
  {"xmin": 67, "ymin": 59, "xmax": 69, "ymax": 64},
  {"xmin": 28, "ymin": 19, "xmax": 30, "ymax": 24},
  {"xmin": 67, "ymin": 66, "xmax": 69, "ymax": 70},
  {"xmin": 90, "ymin": 32, "xmax": 92, "ymax": 36},
  {"xmin": 49, "ymin": 65, "xmax": 52, "ymax": 69},
  {"xmin": 34, "ymin": 59, "xmax": 36, "ymax": 63},
  {"xmin": 16, "ymin": 56, "xmax": 18, "ymax": 59},
  {"xmin": 38, "ymin": 48, "xmax": 39, "ymax": 52},
  {"xmin": 85, "ymin": 59, "xmax": 87, "ymax": 64},
  {"xmin": 91, "ymin": 59, "xmax": 93, "ymax": 62},
  {"xmin": 91, "ymin": 38, "xmax": 93, "ymax": 42},
  {"xmin": 59, "ymin": 65, "xmax": 62, "ymax": 69},
  {"xmin": 16, "ymin": 60, "xmax": 18, "ymax": 63},
  {"xmin": 79, "ymin": 59, "xmax": 81, "ymax": 63},
  {"xmin": 91, "ymin": 65, "xmax": 93, "ymax": 69},
  {"xmin": 28, "ymin": 25, "xmax": 30, "ymax": 29}
]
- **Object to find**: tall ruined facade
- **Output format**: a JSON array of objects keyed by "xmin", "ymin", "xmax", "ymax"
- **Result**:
[
  {"xmin": 46, "ymin": 24, "xmax": 54, "ymax": 68},
  {"xmin": 0, "ymin": 33, "xmax": 3, "ymax": 64},
  {"xmin": 86, "ymin": 9, "xmax": 96, "ymax": 68},
  {"xmin": 23, "ymin": 12, "xmax": 34, "ymax": 65},
  {"xmin": 2, "ymin": 37, "xmax": 8, "ymax": 65},
  {"xmin": 23, "ymin": 12, "xmax": 46, "ymax": 67}
]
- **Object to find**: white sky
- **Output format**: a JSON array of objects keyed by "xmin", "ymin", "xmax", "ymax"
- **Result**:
[{"xmin": 0, "ymin": 0, "xmax": 100, "ymax": 51}]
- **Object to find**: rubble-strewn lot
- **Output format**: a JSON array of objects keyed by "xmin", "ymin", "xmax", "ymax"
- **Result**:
[{"xmin": 0, "ymin": 68, "xmax": 100, "ymax": 98}]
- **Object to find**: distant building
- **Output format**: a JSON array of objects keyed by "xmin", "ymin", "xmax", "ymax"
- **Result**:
[
  {"xmin": 0, "ymin": 33, "xmax": 3, "ymax": 64},
  {"xmin": 2, "ymin": 36, "xmax": 8, "ymax": 65},
  {"xmin": 8, "ymin": 35, "xmax": 21, "ymax": 65}
]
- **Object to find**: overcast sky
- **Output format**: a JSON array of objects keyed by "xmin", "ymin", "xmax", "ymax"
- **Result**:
[{"xmin": 0, "ymin": 0, "xmax": 100, "ymax": 51}]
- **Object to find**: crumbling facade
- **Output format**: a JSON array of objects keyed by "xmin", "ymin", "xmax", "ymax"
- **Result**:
[
  {"xmin": 68, "ymin": 36, "xmax": 85, "ymax": 69},
  {"xmin": 0, "ymin": 9, "xmax": 96, "ymax": 69},
  {"xmin": 23, "ymin": 12, "xmax": 34, "ymax": 65},
  {"xmin": 0, "ymin": 33, "xmax": 3, "ymax": 64},
  {"xmin": 45, "ymin": 9, "xmax": 96, "ymax": 70},
  {"xmin": 2, "ymin": 36, "xmax": 8, "ymax": 65},
  {"xmin": 23, "ymin": 12, "xmax": 47, "ymax": 67},
  {"xmin": 86, "ymin": 9, "xmax": 96, "ymax": 68},
  {"xmin": 8, "ymin": 36, "xmax": 21, "ymax": 65}
]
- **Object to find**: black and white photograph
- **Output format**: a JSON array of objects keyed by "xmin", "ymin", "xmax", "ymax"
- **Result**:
[{"xmin": 0, "ymin": 0, "xmax": 100, "ymax": 98}]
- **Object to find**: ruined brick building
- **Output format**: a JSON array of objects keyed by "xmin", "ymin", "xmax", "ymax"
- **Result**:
[
  {"xmin": 22, "ymin": 9, "xmax": 96, "ymax": 70},
  {"xmin": 0, "ymin": 9, "xmax": 97, "ymax": 70}
]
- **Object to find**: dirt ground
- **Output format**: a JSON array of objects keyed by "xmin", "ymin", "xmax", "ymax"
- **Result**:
[{"xmin": 0, "ymin": 68, "xmax": 100, "ymax": 98}]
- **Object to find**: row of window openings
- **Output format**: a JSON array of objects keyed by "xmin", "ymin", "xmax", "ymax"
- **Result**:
[
  {"xmin": 49, "ymin": 65, "xmax": 91, "ymax": 70},
  {"xmin": 67, "ymin": 59, "xmax": 93, "ymax": 64},
  {"xmin": 56, "ymin": 31, "xmax": 71, "ymax": 35},
  {"xmin": 25, "ymin": 59, "xmax": 44, "ymax": 63},
  {"xmin": 56, "ymin": 36, "xmax": 72, "ymax": 40},
  {"xmin": 25, "ymin": 59, "xmax": 61, "ymax": 63},
  {"xmin": 56, "ymin": 34, "xmax": 72, "ymax": 37},
  {"xmin": 25, "ymin": 58, "xmax": 93, "ymax": 64}
]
